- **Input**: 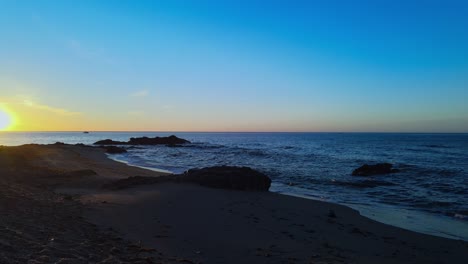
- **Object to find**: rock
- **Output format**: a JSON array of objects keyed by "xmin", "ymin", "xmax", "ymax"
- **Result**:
[
  {"xmin": 93, "ymin": 139, "xmax": 125, "ymax": 145},
  {"xmin": 128, "ymin": 135, "xmax": 190, "ymax": 145},
  {"xmin": 93, "ymin": 135, "xmax": 190, "ymax": 145},
  {"xmin": 178, "ymin": 166, "xmax": 271, "ymax": 191},
  {"xmin": 100, "ymin": 146, "xmax": 127, "ymax": 154},
  {"xmin": 352, "ymin": 163, "xmax": 399, "ymax": 176},
  {"xmin": 103, "ymin": 166, "xmax": 271, "ymax": 192}
]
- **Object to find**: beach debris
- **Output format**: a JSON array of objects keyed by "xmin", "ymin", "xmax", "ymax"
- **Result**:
[
  {"xmin": 93, "ymin": 135, "xmax": 190, "ymax": 145},
  {"xmin": 352, "ymin": 163, "xmax": 400, "ymax": 176}
]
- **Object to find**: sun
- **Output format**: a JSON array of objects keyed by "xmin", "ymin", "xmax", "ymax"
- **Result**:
[{"xmin": 0, "ymin": 108, "xmax": 13, "ymax": 131}]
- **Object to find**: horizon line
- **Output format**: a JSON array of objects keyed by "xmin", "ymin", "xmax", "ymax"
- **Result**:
[{"xmin": 2, "ymin": 130, "xmax": 468, "ymax": 134}]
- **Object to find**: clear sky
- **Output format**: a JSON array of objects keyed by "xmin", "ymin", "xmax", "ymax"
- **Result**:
[{"xmin": 0, "ymin": 0, "xmax": 467, "ymax": 132}]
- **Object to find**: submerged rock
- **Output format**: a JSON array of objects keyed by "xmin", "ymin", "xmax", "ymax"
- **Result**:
[
  {"xmin": 352, "ymin": 163, "xmax": 400, "ymax": 176},
  {"xmin": 93, "ymin": 135, "xmax": 190, "ymax": 146}
]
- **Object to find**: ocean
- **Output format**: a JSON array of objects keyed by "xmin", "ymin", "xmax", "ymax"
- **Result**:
[{"xmin": 1, "ymin": 132, "xmax": 467, "ymax": 241}]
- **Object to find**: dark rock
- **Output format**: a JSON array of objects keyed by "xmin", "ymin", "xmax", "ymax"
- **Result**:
[
  {"xmin": 93, "ymin": 135, "xmax": 190, "ymax": 146},
  {"xmin": 178, "ymin": 166, "xmax": 271, "ymax": 191},
  {"xmin": 352, "ymin": 163, "xmax": 399, "ymax": 176},
  {"xmin": 93, "ymin": 139, "xmax": 126, "ymax": 145},
  {"xmin": 100, "ymin": 146, "xmax": 127, "ymax": 154},
  {"xmin": 103, "ymin": 166, "xmax": 271, "ymax": 191},
  {"xmin": 128, "ymin": 135, "xmax": 190, "ymax": 145}
]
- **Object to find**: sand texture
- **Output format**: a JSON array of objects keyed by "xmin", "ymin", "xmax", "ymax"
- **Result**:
[{"xmin": 0, "ymin": 144, "xmax": 467, "ymax": 263}]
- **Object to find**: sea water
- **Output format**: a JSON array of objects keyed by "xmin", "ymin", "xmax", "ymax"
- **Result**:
[{"xmin": 1, "ymin": 132, "xmax": 467, "ymax": 240}]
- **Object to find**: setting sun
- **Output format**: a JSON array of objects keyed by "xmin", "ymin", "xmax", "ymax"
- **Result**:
[{"xmin": 0, "ymin": 108, "xmax": 13, "ymax": 131}]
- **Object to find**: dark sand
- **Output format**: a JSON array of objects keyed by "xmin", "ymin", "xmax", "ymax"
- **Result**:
[{"xmin": 1, "ymin": 144, "xmax": 467, "ymax": 263}]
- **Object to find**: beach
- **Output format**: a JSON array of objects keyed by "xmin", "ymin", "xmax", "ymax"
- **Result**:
[{"xmin": 0, "ymin": 143, "xmax": 467, "ymax": 263}]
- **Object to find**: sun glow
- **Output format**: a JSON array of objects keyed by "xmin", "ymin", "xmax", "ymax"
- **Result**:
[{"xmin": 0, "ymin": 108, "xmax": 14, "ymax": 131}]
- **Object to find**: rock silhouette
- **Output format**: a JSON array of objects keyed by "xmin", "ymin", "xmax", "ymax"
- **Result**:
[
  {"xmin": 352, "ymin": 163, "xmax": 399, "ymax": 176},
  {"xmin": 104, "ymin": 166, "xmax": 271, "ymax": 191},
  {"xmin": 94, "ymin": 135, "xmax": 190, "ymax": 146}
]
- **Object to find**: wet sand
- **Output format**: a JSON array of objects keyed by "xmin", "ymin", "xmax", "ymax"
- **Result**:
[{"xmin": 0, "ymin": 144, "xmax": 467, "ymax": 263}]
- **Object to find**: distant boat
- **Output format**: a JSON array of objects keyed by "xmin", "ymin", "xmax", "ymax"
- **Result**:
[{"xmin": 83, "ymin": 131, "xmax": 90, "ymax": 134}]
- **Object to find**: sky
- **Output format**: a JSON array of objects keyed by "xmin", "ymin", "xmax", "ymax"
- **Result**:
[{"xmin": 0, "ymin": 0, "xmax": 467, "ymax": 132}]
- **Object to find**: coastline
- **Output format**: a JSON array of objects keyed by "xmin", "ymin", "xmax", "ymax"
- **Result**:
[
  {"xmin": 1, "ymin": 144, "xmax": 467, "ymax": 263},
  {"xmin": 107, "ymin": 156, "xmax": 468, "ymax": 242}
]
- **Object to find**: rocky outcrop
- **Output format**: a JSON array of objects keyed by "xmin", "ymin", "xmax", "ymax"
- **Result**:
[
  {"xmin": 103, "ymin": 166, "xmax": 271, "ymax": 192},
  {"xmin": 352, "ymin": 163, "xmax": 399, "ymax": 176},
  {"xmin": 71, "ymin": 143, "xmax": 127, "ymax": 154},
  {"xmin": 178, "ymin": 166, "xmax": 271, "ymax": 191},
  {"xmin": 93, "ymin": 139, "xmax": 119, "ymax": 145},
  {"xmin": 94, "ymin": 135, "xmax": 190, "ymax": 146},
  {"xmin": 100, "ymin": 146, "xmax": 127, "ymax": 154}
]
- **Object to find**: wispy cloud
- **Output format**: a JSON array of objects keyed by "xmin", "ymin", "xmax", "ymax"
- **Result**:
[
  {"xmin": 130, "ymin": 90, "xmax": 149, "ymax": 97},
  {"xmin": 23, "ymin": 100, "xmax": 81, "ymax": 116}
]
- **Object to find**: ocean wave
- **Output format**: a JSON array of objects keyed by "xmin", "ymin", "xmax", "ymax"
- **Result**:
[
  {"xmin": 331, "ymin": 180, "xmax": 397, "ymax": 188},
  {"xmin": 422, "ymin": 144, "xmax": 452, "ymax": 149}
]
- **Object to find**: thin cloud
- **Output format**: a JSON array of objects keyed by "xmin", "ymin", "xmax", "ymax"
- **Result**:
[
  {"xmin": 23, "ymin": 100, "xmax": 81, "ymax": 116},
  {"xmin": 130, "ymin": 90, "xmax": 149, "ymax": 97}
]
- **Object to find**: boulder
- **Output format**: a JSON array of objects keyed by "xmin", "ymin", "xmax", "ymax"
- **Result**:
[
  {"xmin": 352, "ymin": 163, "xmax": 399, "ymax": 176},
  {"xmin": 178, "ymin": 166, "xmax": 271, "ymax": 191},
  {"xmin": 93, "ymin": 135, "xmax": 190, "ymax": 146},
  {"xmin": 102, "ymin": 166, "xmax": 272, "ymax": 192}
]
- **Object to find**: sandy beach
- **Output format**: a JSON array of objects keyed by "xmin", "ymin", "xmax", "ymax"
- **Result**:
[{"xmin": 0, "ymin": 144, "xmax": 467, "ymax": 263}]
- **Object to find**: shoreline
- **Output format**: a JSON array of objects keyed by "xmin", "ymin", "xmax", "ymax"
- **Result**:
[
  {"xmin": 108, "ymin": 155, "xmax": 468, "ymax": 242},
  {"xmin": 1, "ymin": 144, "xmax": 467, "ymax": 263},
  {"xmin": 271, "ymin": 183, "xmax": 468, "ymax": 242}
]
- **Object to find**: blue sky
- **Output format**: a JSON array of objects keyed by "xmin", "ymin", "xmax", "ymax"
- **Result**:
[{"xmin": 0, "ymin": 0, "xmax": 467, "ymax": 132}]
